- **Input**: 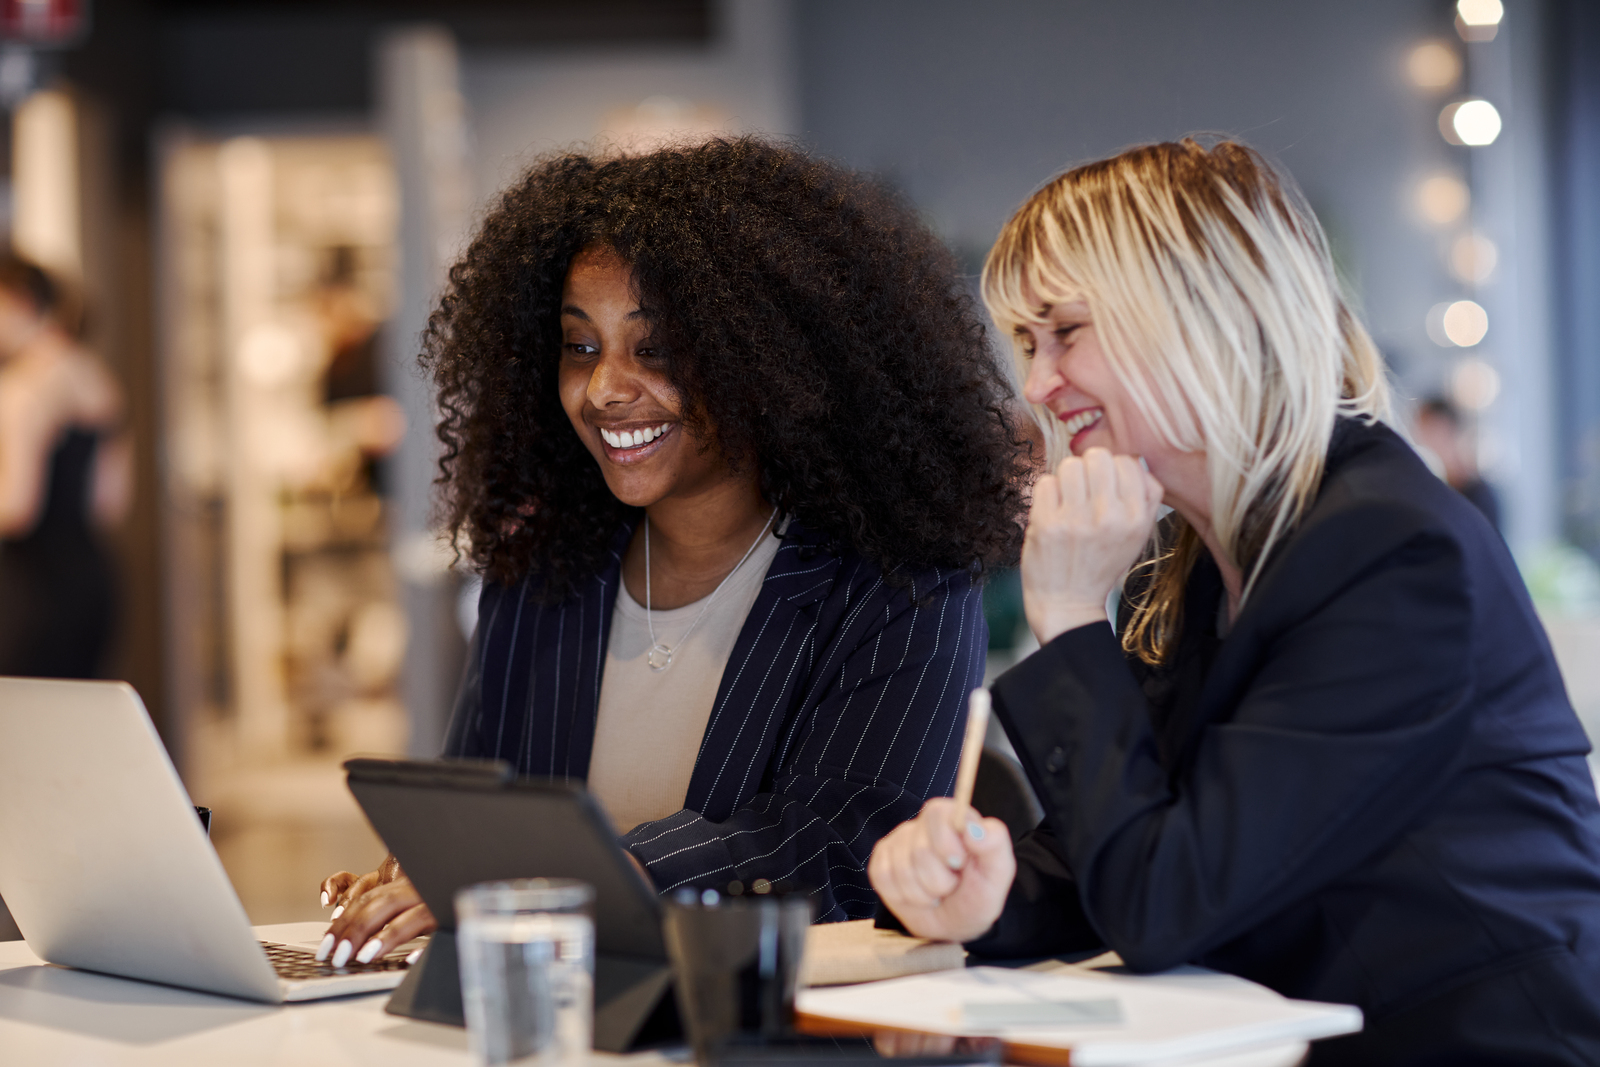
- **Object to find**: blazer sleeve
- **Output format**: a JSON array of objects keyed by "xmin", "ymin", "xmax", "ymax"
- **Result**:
[
  {"xmin": 959, "ymin": 822, "xmax": 1106, "ymax": 958},
  {"xmin": 992, "ymin": 517, "xmax": 1476, "ymax": 971},
  {"xmin": 621, "ymin": 566, "xmax": 987, "ymax": 921}
]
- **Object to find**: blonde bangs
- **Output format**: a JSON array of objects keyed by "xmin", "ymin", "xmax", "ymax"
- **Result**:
[{"xmin": 983, "ymin": 200, "xmax": 1083, "ymax": 330}]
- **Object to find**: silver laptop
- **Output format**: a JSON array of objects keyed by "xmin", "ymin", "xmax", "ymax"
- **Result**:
[{"xmin": 0, "ymin": 676, "xmax": 413, "ymax": 1002}]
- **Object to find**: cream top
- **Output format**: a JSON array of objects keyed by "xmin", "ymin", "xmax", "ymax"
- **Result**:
[{"xmin": 587, "ymin": 530, "xmax": 782, "ymax": 834}]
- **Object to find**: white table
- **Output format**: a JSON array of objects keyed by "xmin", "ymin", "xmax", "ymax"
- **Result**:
[
  {"xmin": 0, "ymin": 923, "xmax": 1307, "ymax": 1066},
  {"xmin": 0, "ymin": 922, "xmax": 581, "ymax": 1067}
]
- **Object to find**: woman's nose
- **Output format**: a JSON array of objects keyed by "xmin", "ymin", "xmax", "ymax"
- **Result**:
[
  {"xmin": 1022, "ymin": 352, "xmax": 1061, "ymax": 406},
  {"xmin": 587, "ymin": 349, "xmax": 641, "ymax": 407}
]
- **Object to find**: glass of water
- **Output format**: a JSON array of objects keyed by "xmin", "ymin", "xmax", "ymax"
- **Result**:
[{"xmin": 455, "ymin": 878, "xmax": 595, "ymax": 1067}]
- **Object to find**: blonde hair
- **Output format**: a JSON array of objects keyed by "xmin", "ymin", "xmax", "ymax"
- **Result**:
[{"xmin": 983, "ymin": 139, "xmax": 1390, "ymax": 664}]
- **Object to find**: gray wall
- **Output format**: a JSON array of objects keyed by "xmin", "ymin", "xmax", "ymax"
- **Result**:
[
  {"xmin": 800, "ymin": 0, "xmax": 1452, "ymax": 347},
  {"xmin": 457, "ymin": 0, "xmax": 1466, "ymax": 377},
  {"xmin": 461, "ymin": 0, "xmax": 797, "ymax": 216},
  {"xmin": 797, "ymin": 0, "xmax": 1454, "ymax": 364}
]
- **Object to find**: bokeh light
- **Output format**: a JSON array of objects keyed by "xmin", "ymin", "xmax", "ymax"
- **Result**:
[
  {"xmin": 1456, "ymin": 0, "xmax": 1503, "ymax": 41},
  {"xmin": 1407, "ymin": 42, "xmax": 1461, "ymax": 90},
  {"xmin": 1443, "ymin": 299, "xmax": 1489, "ymax": 346},
  {"xmin": 1452, "ymin": 357, "xmax": 1501, "ymax": 411},
  {"xmin": 1454, "ymin": 100, "xmax": 1503, "ymax": 145},
  {"xmin": 1449, "ymin": 232, "xmax": 1498, "ymax": 284},
  {"xmin": 1457, "ymin": 0, "xmax": 1504, "ymax": 27},
  {"xmin": 1439, "ymin": 99, "xmax": 1503, "ymax": 146},
  {"xmin": 1417, "ymin": 173, "xmax": 1470, "ymax": 225},
  {"xmin": 1426, "ymin": 302, "xmax": 1453, "ymax": 346}
]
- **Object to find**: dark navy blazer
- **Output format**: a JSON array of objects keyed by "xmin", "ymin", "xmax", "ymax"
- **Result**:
[
  {"xmin": 444, "ymin": 519, "xmax": 987, "ymax": 921},
  {"xmin": 981, "ymin": 419, "xmax": 1600, "ymax": 1064}
]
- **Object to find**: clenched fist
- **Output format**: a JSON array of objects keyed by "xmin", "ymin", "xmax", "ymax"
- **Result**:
[{"xmin": 1022, "ymin": 448, "xmax": 1164, "ymax": 646}]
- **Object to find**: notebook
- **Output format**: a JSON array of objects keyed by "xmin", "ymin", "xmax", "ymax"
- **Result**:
[
  {"xmin": 796, "ymin": 959, "xmax": 1362, "ymax": 1066},
  {"xmin": 800, "ymin": 919, "xmax": 967, "ymax": 987}
]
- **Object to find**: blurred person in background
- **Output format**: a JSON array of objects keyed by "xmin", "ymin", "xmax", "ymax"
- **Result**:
[
  {"xmin": 0, "ymin": 255, "xmax": 129, "ymax": 678},
  {"xmin": 313, "ymin": 245, "xmax": 406, "ymax": 492},
  {"xmin": 869, "ymin": 139, "xmax": 1600, "ymax": 1063},
  {"xmin": 1412, "ymin": 394, "xmax": 1500, "ymax": 533},
  {"xmin": 312, "ymin": 137, "xmax": 1031, "ymax": 969}
]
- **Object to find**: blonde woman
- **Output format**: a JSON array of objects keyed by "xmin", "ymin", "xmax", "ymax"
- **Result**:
[{"xmin": 869, "ymin": 140, "xmax": 1600, "ymax": 1062}]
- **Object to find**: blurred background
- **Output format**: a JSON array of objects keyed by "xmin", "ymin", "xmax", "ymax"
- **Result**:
[{"xmin": 0, "ymin": 0, "xmax": 1595, "ymax": 926}]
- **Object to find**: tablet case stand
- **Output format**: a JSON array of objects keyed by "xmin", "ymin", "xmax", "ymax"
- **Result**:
[{"xmin": 385, "ymin": 933, "xmax": 680, "ymax": 1052}]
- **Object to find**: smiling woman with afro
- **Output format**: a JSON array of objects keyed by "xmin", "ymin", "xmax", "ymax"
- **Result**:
[{"xmin": 313, "ymin": 137, "xmax": 1031, "ymax": 960}]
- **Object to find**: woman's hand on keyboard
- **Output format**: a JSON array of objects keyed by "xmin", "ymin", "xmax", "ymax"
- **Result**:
[
  {"xmin": 319, "ymin": 852, "xmax": 401, "ymax": 919},
  {"xmin": 316, "ymin": 855, "xmax": 437, "ymax": 967}
]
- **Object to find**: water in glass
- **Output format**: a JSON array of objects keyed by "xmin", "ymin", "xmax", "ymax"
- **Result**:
[{"xmin": 456, "ymin": 882, "xmax": 594, "ymax": 1067}]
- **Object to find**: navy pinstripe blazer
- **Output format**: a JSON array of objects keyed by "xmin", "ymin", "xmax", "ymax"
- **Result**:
[{"xmin": 442, "ymin": 518, "xmax": 987, "ymax": 921}]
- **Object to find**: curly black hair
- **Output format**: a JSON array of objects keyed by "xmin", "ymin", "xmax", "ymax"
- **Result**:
[{"xmin": 425, "ymin": 136, "xmax": 1029, "ymax": 599}]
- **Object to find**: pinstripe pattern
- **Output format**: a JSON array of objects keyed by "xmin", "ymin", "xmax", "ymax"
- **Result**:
[{"xmin": 442, "ymin": 519, "xmax": 987, "ymax": 921}]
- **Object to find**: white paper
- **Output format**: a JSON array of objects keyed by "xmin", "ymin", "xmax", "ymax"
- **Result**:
[{"xmin": 796, "ymin": 965, "xmax": 1361, "ymax": 1067}]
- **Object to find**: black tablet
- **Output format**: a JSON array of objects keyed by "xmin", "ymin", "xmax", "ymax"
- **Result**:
[
  {"xmin": 344, "ymin": 757, "xmax": 677, "ymax": 1048},
  {"xmin": 345, "ymin": 756, "xmax": 664, "ymax": 958}
]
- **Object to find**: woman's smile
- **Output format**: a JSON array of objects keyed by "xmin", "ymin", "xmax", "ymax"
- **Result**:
[
  {"xmin": 1056, "ymin": 405, "xmax": 1105, "ymax": 455},
  {"xmin": 595, "ymin": 421, "xmax": 677, "ymax": 463}
]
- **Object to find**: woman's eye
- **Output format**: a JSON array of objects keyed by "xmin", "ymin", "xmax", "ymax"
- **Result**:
[
  {"xmin": 563, "ymin": 342, "xmax": 598, "ymax": 358},
  {"xmin": 1053, "ymin": 324, "xmax": 1082, "ymax": 342}
]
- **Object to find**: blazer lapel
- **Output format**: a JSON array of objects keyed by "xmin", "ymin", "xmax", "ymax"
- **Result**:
[
  {"xmin": 539, "ymin": 524, "xmax": 629, "ymax": 783},
  {"xmin": 1161, "ymin": 419, "xmax": 1377, "ymax": 773},
  {"xmin": 683, "ymin": 520, "xmax": 839, "ymax": 821}
]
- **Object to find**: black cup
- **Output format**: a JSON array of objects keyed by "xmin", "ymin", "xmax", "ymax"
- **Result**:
[{"xmin": 663, "ymin": 885, "xmax": 812, "ymax": 1062}]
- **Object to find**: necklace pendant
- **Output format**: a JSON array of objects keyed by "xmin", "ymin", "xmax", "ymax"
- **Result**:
[{"xmin": 647, "ymin": 643, "xmax": 674, "ymax": 671}]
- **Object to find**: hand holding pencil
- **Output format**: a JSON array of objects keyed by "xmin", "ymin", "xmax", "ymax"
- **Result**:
[{"xmin": 866, "ymin": 688, "xmax": 1017, "ymax": 944}]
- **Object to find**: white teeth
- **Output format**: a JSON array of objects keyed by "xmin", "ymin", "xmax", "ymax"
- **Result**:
[
  {"xmin": 1061, "ymin": 408, "xmax": 1103, "ymax": 436},
  {"xmin": 601, "ymin": 424, "xmax": 670, "ymax": 449}
]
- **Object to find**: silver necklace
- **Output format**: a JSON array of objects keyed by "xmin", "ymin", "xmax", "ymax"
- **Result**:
[{"xmin": 644, "ymin": 507, "xmax": 778, "ymax": 671}]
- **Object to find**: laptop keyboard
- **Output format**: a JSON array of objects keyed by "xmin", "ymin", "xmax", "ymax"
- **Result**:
[{"xmin": 260, "ymin": 940, "xmax": 416, "ymax": 981}]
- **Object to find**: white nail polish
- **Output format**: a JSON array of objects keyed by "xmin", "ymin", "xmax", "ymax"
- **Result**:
[
  {"xmin": 405, "ymin": 948, "xmax": 422, "ymax": 965},
  {"xmin": 314, "ymin": 933, "xmax": 335, "ymax": 962},
  {"xmin": 946, "ymin": 854, "xmax": 964, "ymax": 870},
  {"xmin": 967, "ymin": 820, "xmax": 987, "ymax": 841},
  {"xmin": 355, "ymin": 938, "xmax": 382, "ymax": 965},
  {"xmin": 331, "ymin": 904, "xmax": 344, "ymax": 919},
  {"xmin": 332, "ymin": 939, "xmax": 353, "ymax": 968},
  {"xmin": 321, "ymin": 890, "xmax": 329, "ymax": 907}
]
